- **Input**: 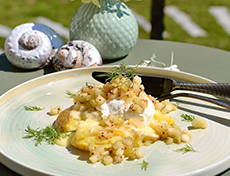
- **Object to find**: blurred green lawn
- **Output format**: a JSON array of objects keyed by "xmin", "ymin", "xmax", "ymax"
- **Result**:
[{"xmin": 0, "ymin": 0, "xmax": 230, "ymax": 52}]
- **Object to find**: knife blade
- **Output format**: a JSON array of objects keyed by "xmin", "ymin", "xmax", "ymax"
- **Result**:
[{"xmin": 92, "ymin": 71, "xmax": 230, "ymax": 98}]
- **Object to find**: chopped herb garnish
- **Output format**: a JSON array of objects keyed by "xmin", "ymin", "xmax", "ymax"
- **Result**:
[
  {"xmin": 174, "ymin": 143, "xmax": 198, "ymax": 154},
  {"xmin": 140, "ymin": 159, "xmax": 149, "ymax": 171},
  {"xmin": 66, "ymin": 90, "xmax": 76, "ymax": 98},
  {"xmin": 23, "ymin": 125, "xmax": 72, "ymax": 146},
  {"xmin": 98, "ymin": 61, "xmax": 143, "ymax": 83},
  {"xmin": 24, "ymin": 105, "xmax": 45, "ymax": 111},
  {"xmin": 180, "ymin": 114, "xmax": 195, "ymax": 121}
]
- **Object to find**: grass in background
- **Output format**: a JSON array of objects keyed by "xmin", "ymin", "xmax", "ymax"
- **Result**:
[
  {"xmin": 0, "ymin": 0, "xmax": 230, "ymax": 52},
  {"xmin": 164, "ymin": 0, "xmax": 230, "ymax": 51},
  {"xmin": 126, "ymin": 0, "xmax": 230, "ymax": 51}
]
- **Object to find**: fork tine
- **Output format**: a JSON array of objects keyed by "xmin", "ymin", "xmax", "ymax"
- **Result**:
[{"xmin": 157, "ymin": 93, "xmax": 230, "ymax": 109}]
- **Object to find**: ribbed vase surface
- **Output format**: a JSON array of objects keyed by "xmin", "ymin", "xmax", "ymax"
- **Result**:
[{"xmin": 69, "ymin": 0, "xmax": 138, "ymax": 60}]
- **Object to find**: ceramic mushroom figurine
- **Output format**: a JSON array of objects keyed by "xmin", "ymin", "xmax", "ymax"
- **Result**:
[
  {"xmin": 4, "ymin": 23, "xmax": 65, "ymax": 69},
  {"xmin": 52, "ymin": 40, "xmax": 102, "ymax": 71}
]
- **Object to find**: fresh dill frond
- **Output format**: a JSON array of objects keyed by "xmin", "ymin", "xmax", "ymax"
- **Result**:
[
  {"xmin": 66, "ymin": 90, "xmax": 76, "ymax": 98},
  {"xmin": 24, "ymin": 105, "xmax": 45, "ymax": 111},
  {"xmin": 180, "ymin": 114, "xmax": 195, "ymax": 121},
  {"xmin": 98, "ymin": 61, "xmax": 143, "ymax": 83},
  {"xmin": 140, "ymin": 159, "xmax": 149, "ymax": 171},
  {"xmin": 174, "ymin": 143, "xmax": 198, "ymax": 154},
  {"xmin": 23, "ymin": 125, "xmax": 72, "ymax": 146}
]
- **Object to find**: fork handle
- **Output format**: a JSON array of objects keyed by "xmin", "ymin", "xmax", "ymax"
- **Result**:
[
  {"xmin": 176, "ymin": 83, "xmax": 230, "ymax": 98},
  {"xmin": 158, "ymin": 93, "xmax": 230, "ymax": 109}
]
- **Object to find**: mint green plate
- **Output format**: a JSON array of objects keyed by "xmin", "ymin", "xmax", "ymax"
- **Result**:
[{"xmin": 0, "ymin": 66, "xmax": 230, "ymax": 176}]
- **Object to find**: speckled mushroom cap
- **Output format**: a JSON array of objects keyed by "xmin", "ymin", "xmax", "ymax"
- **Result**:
[
  {"xmin": 53, "ymin": 40, "xmax": 102, "ymax": 71},
  {"xmin": 4, "ymin": 23, "xmax": 65, "ymax": 69}
]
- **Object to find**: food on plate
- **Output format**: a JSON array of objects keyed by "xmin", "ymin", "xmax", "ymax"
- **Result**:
[
  {"xmin": 24, "ymin": 105, "xmax": 45, "ymax": 111},
  {"xmin": 54, "ymin": 65, "xmax": 196, "ymax": 165},
  {"xmin": 23, "ymin": 125, "xmax": 70, "ymax": 146},
  {"xmin": 180, "ymin": 114, "xmax": 207, "ymax": 129},
  {"xmin": 180, "ymin": 114, "xmax": 195, "ymax": 121},
  {"xmin": 49, "ymin": 106, "xmax": 62, "ymax": 116},
  {"xmin": 191, "ymin": 117, "xmax": 207, "ymax": 129},
  {"xmin": 21, "ymin": 63, "xmax": 208, "ymax": 166},
  {"xmin": 173, "ymin": 143, "xmax": 198, "ymax": 154}
]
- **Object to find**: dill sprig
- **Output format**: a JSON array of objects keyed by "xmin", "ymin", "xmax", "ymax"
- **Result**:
[
  {"xmin": 180, "ymin": 114, "xmax": 195, "ymax": 121},
  {"xmin": 174, "ymin": 143, "xmax": 198, "ymax": 154},
  {"xmin": 98, "ymin": 61, "xmax": 143, "ymax": 83},
  {"xmin": 24, "ymin": 105, "xmax": 45, "ymax": 111},
  {"xmin": 23, "ymin": 125, "xmax": 72, "ymax": 146},
  {"xmin": 66, "ymin": 90, "xmax": 76, "ymax": 98},
  {"xmin": 140, "ymin": 159, "xmax": 149, "ymax": 171}
]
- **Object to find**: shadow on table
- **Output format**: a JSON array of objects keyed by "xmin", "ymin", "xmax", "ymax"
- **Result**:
[
  {"xmin": 102, "ymin": 55, "xmax": 126, "ymax": 64},
  {"xmin": 0, "ymin": 53, "xmax": 22, "ymax": 72},
  {"xmin": 0, "ymin": 53, "xmax": 55, "ymax": 74},
  {"xmin": 66, "ymin": 146, "xmax": 91, "ymax": 163},
  {"xmin": 0, "ymin": 52, "xmax": 125, "ymax": 74},
  {"xmin": 0, "ymin": 163, "xmax": 20, "ymax": 176}
]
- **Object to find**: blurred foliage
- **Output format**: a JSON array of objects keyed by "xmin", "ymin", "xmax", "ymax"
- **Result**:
[{"xmin": 0, "ymin": 0, "xmax": 230, "ymax": 51}]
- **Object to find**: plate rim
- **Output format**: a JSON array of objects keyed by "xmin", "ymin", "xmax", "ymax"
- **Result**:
[
  {"xmin": 0, "ymin": 65, "xmax": 215, "ymax": 102},
  {"xmin": 2, "ymin": 66, "xmax": 229, "ymax": 176}
]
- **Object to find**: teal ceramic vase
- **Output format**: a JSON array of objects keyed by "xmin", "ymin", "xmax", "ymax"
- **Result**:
[{"xmin": 69, "ymin": 0, "xmax": 138, "ymax": 60}]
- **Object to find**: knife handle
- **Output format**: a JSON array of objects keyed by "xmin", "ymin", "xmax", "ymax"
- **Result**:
[{"xmin": 177, "ymin": 83, "xmax": 230, "ymax": 98}]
